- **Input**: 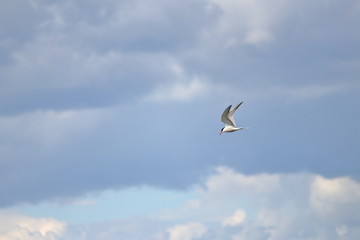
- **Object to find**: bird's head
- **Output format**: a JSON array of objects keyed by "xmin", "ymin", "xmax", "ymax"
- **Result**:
[{"xmin": 219, "ymin": 127, "xmax": 224, "ymax": 135}]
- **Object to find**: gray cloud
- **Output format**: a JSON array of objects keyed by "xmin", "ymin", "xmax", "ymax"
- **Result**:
[
  {"xmin": 0, "ymin": 0, "xmax": 359, "ymax": 206},
  {"xmin": 91, "ymin": 168, "xmax": 360, "ymax": 240},
  {"xmin": 0, "ymin": 0, "xmax": 217, "ymax": 114}
]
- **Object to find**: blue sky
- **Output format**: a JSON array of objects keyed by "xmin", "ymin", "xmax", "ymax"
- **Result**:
[{"xmin": 0, "ymin": 0, "xmax": 360, "ymax": 239}]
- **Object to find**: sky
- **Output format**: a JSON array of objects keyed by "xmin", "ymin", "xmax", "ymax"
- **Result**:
[{"xmin": 0, "ymin": 0, "xmax": 360, "ymax": 239}]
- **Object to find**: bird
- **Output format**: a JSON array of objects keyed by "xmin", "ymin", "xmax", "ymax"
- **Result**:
[{"xmin": 219, "ymin": 102, "xmax": 245, "ymax": 135}]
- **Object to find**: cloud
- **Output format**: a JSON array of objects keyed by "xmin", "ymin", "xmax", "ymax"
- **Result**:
[
  {"xmin": 0, "ymin": 108, "xmax": 103, "ymax": 147},
  {"xmin": 1, "ymin": 167, "xmax": 360, "ymax": 239},
  {"xmin": 142, "ymin": 61, "xmax": 213, "ymax": 102},
  {"xmin": 270, "ymin": 83, "xmax": 360, "ymax": 101},
  {"xmin": 51, "ymin": 166, "xmax": 360, "ymax": 239},
  {"xmin": 2, "ymin": 0, "xmax": 359, "ymax": 111},
  {"xmin": 199, "ymin": 167, "xmax": 281, "ymax": 206},
  {"xmin": 199, "ymin": 167, "xmax": 360, "ymax": 239},
  {"xmin": 240, "ymin": 82, "xmax": 360, "ymax": 102},
  {"xmin": 156, "ymin": 166, "xmax": 360, "ymax": 239},
  {"xmin": 0, "ymin": 100, "xmax": 223, "ymax": 206},
  {"xmin": 207, "ymin": 0, "xmax": 280, "ymax": 46},
  {"xmin": 222, "ymin": 209, "xmax": 246, "ymax": 227},
  {"xmin": 0, "ymin": 0, "xmax": 216, "ymax": 113},
  {"xmin": 0, "ymin": 38, "xmax": 176, "ymax": 113},
  {"xmin": 167, "ymin": 222, "xmax": 207, "ymax": 240},
  {"xmin": 0, "ymin": 107, "xmax": 110, "ymax": 206},
  {"xmin": 0, "ymin": 0, "xmax": 359, "ymax": 214},
  {"xmin": 145, "ymin": 78, "xmax": 209, "ymax": 102},
  {"xmin": 182, "ymin": 0, "xmax": 360, "ymax": 95},
  {"xmin": 0, "ymin": 213, "xmax": 66, "ymax": 240},
  {"xmin": 310, "ymin": 175, "xmax": 360, "ymax": 222}
]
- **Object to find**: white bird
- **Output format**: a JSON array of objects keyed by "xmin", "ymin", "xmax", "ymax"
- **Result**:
[{"xmin": 219, "ymin": 102, "xmax": 245, "ymax": 135}]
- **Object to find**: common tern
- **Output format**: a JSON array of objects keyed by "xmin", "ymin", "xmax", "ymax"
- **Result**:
[{"xmin": 219, "ymin": 102, "xmax": 245, "ymax": 135}]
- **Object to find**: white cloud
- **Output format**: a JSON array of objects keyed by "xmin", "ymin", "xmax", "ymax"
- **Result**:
[
  {"xmin": 5, "ymin": 167, "xmax": 360, "ymax": 240},
  {"xmin": 159, "ymin": 167, "xmax": 360, "ymax": 240},
  {"xmin": 0, "ymin": 213, "xmax": 66, "ymax": 240},
  {"xmin": 145, "ymin": 78, "xmax": 209, "ymax": 102},
  {"xmin": 310, "ymin": 175, "xmax": 360, "ymax": 221},
  {"xmin": 199, "ymin": 166, "xmax": 281, "ymax": 205},
  {"xmin": 142, "ymin": 60, "xmax": 212, "ymax": 102},
  {"xmin": 167, "ymin": 222, "xmax": 207, "ymax": 240},
  {"xmin": 222, "ymin": 209, "xmax": 246, "ymax": 227}
]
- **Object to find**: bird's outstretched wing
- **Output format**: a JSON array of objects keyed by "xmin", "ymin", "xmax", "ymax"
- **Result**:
[
  {"xmin": 227, "ymin": 102, "xmax": 243, "ymax": 126},
  {"xmin": 221, "ymin": 105, "xmax": 234, "ymax": 126},
  {"xmin": 221, "ymin": 102, "xmax": 243, "ymax": 127}
]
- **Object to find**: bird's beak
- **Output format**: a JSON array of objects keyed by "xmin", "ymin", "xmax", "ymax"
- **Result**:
[{"xmin": 219, "ymin": 131, "xmax": 223, "ymax": 135}]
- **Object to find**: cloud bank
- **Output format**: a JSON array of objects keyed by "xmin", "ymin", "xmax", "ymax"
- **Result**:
[{"xmin": 2, "ymin": 167, "xmax": 360, "ymax": 239}]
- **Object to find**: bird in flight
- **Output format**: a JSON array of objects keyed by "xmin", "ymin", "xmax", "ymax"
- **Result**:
[{"xmin": 219, "ymin": 102, "xmax": 245, "ymax": 135}]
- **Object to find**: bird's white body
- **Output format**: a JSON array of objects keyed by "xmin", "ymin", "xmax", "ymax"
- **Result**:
[
  {"xmin": 221, "ymin": 125, "xmax": 244, "ymax": 133},
  {"xmin": 220, "ymin": 102, "xmax": 245, "ymax": 135}
]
